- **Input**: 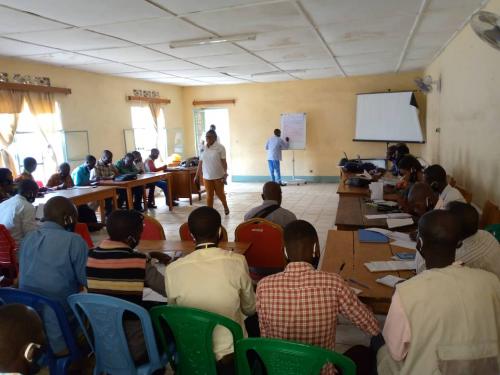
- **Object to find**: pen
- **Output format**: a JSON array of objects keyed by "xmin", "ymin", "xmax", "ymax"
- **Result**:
[
  {"xmin": 348, "ymin": 278, "xmax": 370, "ymax": 289},
  {"xmin": 339, "ymin": 262, "xmax": 346, "ymax": 273}
]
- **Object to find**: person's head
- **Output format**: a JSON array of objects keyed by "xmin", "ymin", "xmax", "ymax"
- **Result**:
[
  {"xmin": 417, "ymin": 210, "xmax": 461, "ymax": 269},
  {"xmin": 101, "ymin": 150, "xmax": 113, "ymax": 165},
  {"xmin": 394, "ymin": 143, "xmax": 409, "ymax": 161},
  {"xmin": 150, "ymin": 148, "xmax": 160, "ymax": 160},
  {"xmin": 262, "ymin": 181, "xmax": 282, "ymax": 205},
  {"xmin": 43, "ymin": 196, "xmax": 78, "ymax": 231},
  {"xmin": 18, "ymin": 179, "xmax": 39, "ymax": 203},
  {"xmin": 132, "ymin": 151, "xmax": 142, "ymax": 162},
  {"xmin": 283, "ymin": 220, "xmax": 319, "ymax": 266},
  {"xmin": 210, "ymin": 124, "xmax": 216, "ymax": 131},
  {"xmin": 447, "ymin": 201, "xmax": 479, "ymax": 240},
  {"xmin": 0, "ymin": 168, "xmax": 14, "ymax": 195},
  {"xmin": 274, "ymin": 129, "xmax": 281, "ymax": 137},
  {"xmin": 123, "ymin": 153, "xmax": 134, "ymax": 167},
  {"xmin": 106, "ymin": 209, "xmax": 144, "ymax": 249},
  {"xmin": 397, "ymin": 155, "xmax": 423, "ymax": 181},
  {"xmin": 85, "ymin": 155, "xmax": 96, "ymax": 171},
  {"xmin": 407, "ymin": 182, "xmax": 437, "ymax": 217},
  {"xmin": 188, "ymin": 206, "xmax": 221, "ymax": 244},
  {"xmin": 205, "ymin": 130, "xmax": 217, "ymax": 147},
  {"xmin": 386, "ymin": 145, "xmax": 397, "ymax": 160},
  {"xmin": 424, "ymin": 164, "xmax": 447, "ymax": 193},
  {"xmin": 0, "ymin": 304, "xmax": 45, "ymax": 375},
  {"xmin": 23, "ymin": 157, "xmax": 37, "ymax": 173},
  {"xmin": 58, "ymin": 162, "xmax": 71, "ymax": 178}
]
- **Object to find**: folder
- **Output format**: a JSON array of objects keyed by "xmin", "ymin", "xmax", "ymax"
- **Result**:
[{"xmin": 358, "ymin": 229, "xmax": 389, "ymax": 243}]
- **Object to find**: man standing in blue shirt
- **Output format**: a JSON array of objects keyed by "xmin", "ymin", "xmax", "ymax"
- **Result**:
[
  {"xmin": 265, "ymin": 129, "xmax": 289, "ymax": 186},
  {"xmin": 18, "ymin": 196, "xmax": 88, "ymax": 354}
]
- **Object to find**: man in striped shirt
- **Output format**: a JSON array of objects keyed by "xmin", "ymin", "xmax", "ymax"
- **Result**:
[{"xmin": 257, "ymin": 220, "xmax": 380, "ymax": 374}]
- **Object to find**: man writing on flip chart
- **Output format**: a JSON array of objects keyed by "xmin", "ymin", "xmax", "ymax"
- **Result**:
[{"xmin": 265, "ymin": 129, "xmax": 289, "ymax": 187}]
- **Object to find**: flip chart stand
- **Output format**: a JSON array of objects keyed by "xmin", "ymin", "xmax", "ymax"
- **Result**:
[{"xmin": 286, "ymin": 150, "xmax": 306, "ymax": 185}]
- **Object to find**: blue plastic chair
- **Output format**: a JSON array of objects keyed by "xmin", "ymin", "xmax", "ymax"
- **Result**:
[
  {"xmin": 67, "ymin": 293, "xmax": 167, "ymax": 375},
  {"xmin": 0, "ymin": 288, "xmax": 85, "ymax": 375}
]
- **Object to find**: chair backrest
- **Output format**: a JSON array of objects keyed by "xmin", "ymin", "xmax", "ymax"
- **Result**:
[
  {"xmin": 0, "ymin": 288, "xmax": 83, "ymax": 372},
  {"xmin": 74, "ymin": 223, "xmax": 94, "ymax": 248},
  {"xmin": 150, "ymin": 305, "xmax": 244, "ymax": 375},
  {"xmin": 0, "ymin": 224, "xmax": 18, "ymax": 280},
  {"xmin": 67, "ymin": 293, "xmax": 164, "ymax": 375},
  {"xmin": 235, "ymin": 218, "xmax": 285, "ymax": 279},
  {"xmin": 236, "ymin": 338, "xmax": 356, "ymax": 375},
  {"xmin": 179, "ymin": 222, "xmax": 228, "ymax": 242},
  {"xmin": 480, "ymin": 200, "xmax": 500, "ymax": 229},
  {"xmin": 455, "ymin": 185, "xmax": 472, "ymax": 203},
  {"xmin": 142, "ymin": 215, "xmax": 166, "ymax": 240}
]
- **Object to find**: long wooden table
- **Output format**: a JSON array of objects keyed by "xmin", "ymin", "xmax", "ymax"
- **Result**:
[
  {"xmin": 337, "ymin": 170, "xmax": 400, "ymax": 200},
  {"xmin": 99, "ymin": 172, "xmax": 174, "ymax": 211},
  {"xmin": 35, "ymin": 186, "xmax": 117, "ymax": 223},
  {"xmin": 320, "ymin": 230, "xmax": 415, "ymax": 314},
  {"xmin": 335, "ymin": 196, "xmax": 401, "ymax": 230},
  {"xmin": 137, "ymin": 240, "xmax": 250, "ymax": 256},
  {"xmin": 167, "ymin": 167, "xmax": 205, "ymax": 205}
]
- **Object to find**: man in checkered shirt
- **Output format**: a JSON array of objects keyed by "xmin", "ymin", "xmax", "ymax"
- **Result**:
[{"xmin": 256, "ymin": 220, "xmax": 380, "ymax": 374}]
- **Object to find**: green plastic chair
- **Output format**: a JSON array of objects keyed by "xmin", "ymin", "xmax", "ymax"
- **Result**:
[
  {"xmin": 150, "ymin": 305, "xmax": 244, "ymax": 375},
  {"xmin": 236, "ymin": 338, "xmax": 356, "ymax": 375},
  {"xmin": 485, "ymin": 224, "xmax": 500, "ymax": 242}
]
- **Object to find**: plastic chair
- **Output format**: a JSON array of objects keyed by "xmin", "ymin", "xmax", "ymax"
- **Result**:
[
  {"xmin": 480, "ymin": 200, "xmax": 500, "ymax": 229},
  {"xmin": 0, "ymin": 288, "xmax": 85, "ymax": 375},
  {"xmin": 67, "ymin": 293, "xmax": 167, "ymax": 375},
  {"xmin": 74, "ymin": 222, "xmax": 94, "ymax": 248},
  {"xmin": 0, "ymin": 224, "xmax": 18, "ymax": 284},
  {"xmin": 150, "ymin": 305, "xmax": 243, "ymax": 375},
  {"xmin": 141, "ymin": 215, "xmax": 166, "ymax": 240},
  {"xmin": 179, "ymin": 222, "xmax": 228, "ymax": 242},
  {"xmin": 235, "ymin": 218, "xmax": 285, "ymax": 281},
  {"xmin": 236, "ymin": 338, "xmax": 356, "ymax": 375}
]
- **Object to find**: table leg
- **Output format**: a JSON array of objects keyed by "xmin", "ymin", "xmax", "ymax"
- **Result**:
[
  {"xmin": 111, "ymin": 192, "xmax": 117, "ymax": 210},
  {"xmin": 98, "ymin": 200, "xmax": 105, "ymax": 223},
  {"xmin": 142, "ymin": 188, "xmax": 148, "ymax": 209},
  {"xmin": 126, "ymin": 188, "xmax": 133, "ymax": 209},
  {"xmin": 167, "ymin": 175, "xmax": 173, "ymax": 211}
]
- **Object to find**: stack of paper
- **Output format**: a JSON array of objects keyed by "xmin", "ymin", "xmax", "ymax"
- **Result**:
[
  {"xmin": 386, "ymin": 218, "xmax": 414, "ymax": 229},
  {"xmin": 376, "ymin": 275, "xmax": 407, "ymax": 288},
  {"xmin": 365, "ymin": 213, "xmax": 412, "ymax": 220},
  {"xmin": 365, "ymin": 260, "xmax": 415, "ymax": 272}
]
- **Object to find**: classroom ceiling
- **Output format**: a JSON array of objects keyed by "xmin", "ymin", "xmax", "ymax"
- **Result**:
[{"xmin": 0, "ymin": 0, "xmax": 488, "ymax": 86}]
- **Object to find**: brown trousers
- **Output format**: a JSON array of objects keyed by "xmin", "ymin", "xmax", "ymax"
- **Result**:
[{"xmin": 204, "ymin": 178, "xmax": 228, "ymax": 210}]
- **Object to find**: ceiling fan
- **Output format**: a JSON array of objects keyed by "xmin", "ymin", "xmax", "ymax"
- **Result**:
[{"xmin": 471, "ymin": 10, "xmax": 500, "ymax": 51}]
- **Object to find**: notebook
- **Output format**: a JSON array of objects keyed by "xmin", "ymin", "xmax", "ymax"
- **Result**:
[{"xmin": 358, "ymin": 229, "xmax": 389, "ymax": 243}]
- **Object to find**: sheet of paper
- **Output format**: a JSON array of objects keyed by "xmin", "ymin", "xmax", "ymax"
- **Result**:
[
  {"xmin": 391, "ymin": 240, "xmax": 417, "ymax": 250},
  {"xmin": 142, "ymin": 263, "xmax": 168, "ymax": 302},
  {"xmin": 365, "ymin": 260, "xmax": 415, "ymax": 272},
  {"xmin": 350, "ymin": 287, "xmax": 363, "ymax": 295},
  {"xmin": 387, "ymin": 218, "xmax": 414, "ymax": 229},
  {"xmin": 376, "ymin": 275, "xmax": 406, "ymax": 288},
  {"xmin": 365, "ymin": 228, "xmax": 411, "ymax": 242},
  {"xmin": 74, "ymin": 186, "xmax": 94, "ymax": 189},
  {"xmin": 373, "ymin": 200, "xmax": 398, "ymax": 207},
  {"xmin": 386, "ymin": 213, "xmax": 412, "ymax": 219},
  {"xmin": 365, "ymin": 214, "xmax": 389, "ymax": 219}
]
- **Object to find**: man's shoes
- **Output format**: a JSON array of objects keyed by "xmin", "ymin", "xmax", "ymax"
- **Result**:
[
  {"xmin": 279, "ymin": 182, "xmax": 287, "ymax": 186},
  {"xmin": 147, "ymin": 203, "xmax": 157, "ymax": 209},
  {"xmin": 173, "ymin": 201, "xmax": 179, "ymax": 206},
  {"xmin": 134, "ymin": 207, "xmax": 144, "ymax": 213},
  {"xmin": 224, "ymin": 208, "xmax": 230, "ymax": 215}
]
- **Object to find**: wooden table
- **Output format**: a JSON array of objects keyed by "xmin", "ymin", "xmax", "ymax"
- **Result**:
[
  {"xmin": 320, "ymin": 230, "xmax": 415, "ymax": 314},
  {"xmin": 35, "ymin": 186, "xmax": 117, "ymax": 223},
  {"xmin": 337, "ymin": 171, "xmax": 400, "ymax": 201},
  {"xmin": 167, "ymin": 167, "xmax": 205, "ymax": 205},
  {"xmin": 99, "ymin": 172, "xmax": 174, "ymax": 211},
  {"xmin": 137, "ymin": 240, "xmax": 250, "ymax": 256}
]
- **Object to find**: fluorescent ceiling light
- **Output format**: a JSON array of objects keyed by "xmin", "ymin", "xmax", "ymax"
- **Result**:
[
  {"xmin": 251, "ymin": 70, "xmax": 306, "ymax": 77},
  {"xmin": 170, "ymin": 33, "xmax": 257, "ymax": 49}
]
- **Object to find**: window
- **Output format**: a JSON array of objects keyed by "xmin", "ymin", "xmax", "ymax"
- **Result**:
[
  {"xmin": 0, "ymin": 101, "xmax": 64, "ymax": 183},
  {"xmin": 130, "ymin": 105, "xmax": 167, "ymax": 161}
]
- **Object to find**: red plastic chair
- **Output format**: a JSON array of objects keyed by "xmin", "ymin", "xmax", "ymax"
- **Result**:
[
  {"xmin": 178, "ymin": 222, "xmax": 228, "ymax": 242},
  {"xmin": 74, "ymin": 223, "xmax": 94, "ymax": 249},
  {"xmin": 0, "ymin": 224, "xmax": 18, "ymax": 285},
  {"xmin": 36, "ymin": 180, "xmax": 44, "ymax": 188},
  {"xmin": 235, "ymin": 218, "xmax": 285, "ymax": 282},
  {"xmin": 142, "ymin": 215, "xmax": 166, "ymax": 240}
]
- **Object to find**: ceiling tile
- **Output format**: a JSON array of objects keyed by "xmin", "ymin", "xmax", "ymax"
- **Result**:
[
  {"xmin": 69, "ymin": 62, "xmax": 145, "ymax": 74},
  {"xmin": 237, "ymin": 27, "xmax": 319, "ymax": 51},
  {"xmin": 167, "ymin": 69, "xmax": 228, "ymax": 77},
  {"xmin": 146, "ymin": 77, "xmax": 208, "ymax": 85},
  {"xmin": 194, "ymin": 76, "xmax": 248, "ymax": 84},
  {"xmin": 81, "ymin": 46, "xmax": 171, "ymax": 63},
  {"xmin": 418, "ymin": 8, "xmax": 471, "ymax": 33},
  {"xmin": 185, "ymin": 2, "xmax": 308, "ymax": 34},
  {"xmin": 113, "ymin": 71, "xmax": 175, "ymax": 79},
  {"xmin": 215, "ymin": 63, "xmax": 275, "ymax": 75},
  {"xmin": 148, "ymin": 42, "xmax": 241, "ymax": 59},
  {"xmin": 275, "ymin": 58, "xmax": 336, "ymax": 70},
  {"xmin": 427, "ymin": 0, "xmax": 483, "ymax": 13},
  {"xmin": 24, "ymin": 52, "xmax": 107, "ymax": 66},
  {"xmin": 329, "ymin": 37, "xmax": 406, "ymax": 57},
  {"xmin": 133, "ymin": 59, "xmax": 201, "ymax": 70},
  {"xmin": 0, "ymin": 37, "xmax": 60, "ymax": 56},
  {"xmin": 151, "ymin": 0, "xmax": 254, "ymax": 15},
  {"xmin": 251, "ymin": 74, "xmax": 297, "ymax": 83},
  {"xmin": 405, "ymin": 47, "xmax": 437, "ymax": 61},
  {"xmin": 343, "ymin": 63, "xmax": 395, "ymax": 75},
  {"xmin": 89, "ymin": 17, "xmax": 210, "ymax": 45},
  {"xmin": 254, "ymin": 45, "xmax": 329, "ymax": 63},
  {"xmin": 0, "ymin": 6, "xmax": 68, "ymax": 34},
  {"xmin": 293, "ymin": 67, "xmax": 342, "ymax": 79},
  {"xmin": 399, "ymin": 58, "xmax": 429, "ymax": 72},
  {"xmin": 337, "ymin": 51, "xmax": 400, "ymax": 67},
  {"xmin": 190, "ymin": 53, "xmax": 263, "ymax": 68},
  {"xmin": 8, "ymin": 28, "xmax": 131, "ymax": 50},
  {"xmin": 0, "ymin": 0, "xmax": 163, "ymax": 27}
]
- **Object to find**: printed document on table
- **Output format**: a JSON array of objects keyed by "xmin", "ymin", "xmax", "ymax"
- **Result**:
[{"xmin": 365, "ymin": 260, "xmax": 415, "ymax": 272}]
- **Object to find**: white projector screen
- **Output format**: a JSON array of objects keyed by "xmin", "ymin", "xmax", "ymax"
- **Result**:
[{"xmin": 354, "ymin": 91, "xmax": 424, "ymax": 143}]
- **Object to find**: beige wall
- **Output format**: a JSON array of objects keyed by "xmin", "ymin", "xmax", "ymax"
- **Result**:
[
  {"xmin": 0, "ymin": 56, "xmax": 184, "ymax": 161},
  {"xmin": 183, "ymin": 72, "xmax": 425, "ymax": 180},
  {"xmin": 424, "ymin": 0, "xmax": 500, "ymax": 206}
]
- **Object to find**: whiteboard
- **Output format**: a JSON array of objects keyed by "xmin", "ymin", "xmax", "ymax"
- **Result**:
[
  {"xmin": 63, "ymin": 131, "xmax": 89, "ymax": 161},
  {"xmin": 280, "ymin": 112, "xmax": 306, "ymax": 150},
  {"xmin": 355, "ymin": 92, "xmax": 424, "ymax": 143}
]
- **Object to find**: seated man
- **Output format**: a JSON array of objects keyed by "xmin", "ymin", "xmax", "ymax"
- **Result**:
[
  {"xmin": 87, "ymin": 209, "xmax": 169, "ymax": 362},
  {"xmin": 46, "ymin": 162, "xmax": 74, "ymax": 190},
  {"xmin": 165, "ymin": 206, "xmax": 255, "ymax": 373},
  {"xmin": 405, "ymin": 182, "xmax": 438, "ymax": 218},
  {"xmin": 244, "ymin": 181, "xmax": 297, "ymax": 228},
  {"xmin": 14, "ymin": 157, "xmax": 37, "ymax": 183},
  {"xmin": 144, "ymin": 148, "xmax": 172, "ymax": 208},
  {"xmin": 448, "ymin": 201, "xmax": 500, "ymax": 278},
  {"xmin": 71, "ymin": 155, "xmax": 97, "ymax": 187},
  {"xmin": 114, "ymin": 153, "xmax": 144, "ymax": 212},
  {"xmin": 18, "ymin": 196, "xmax": 88, "ymax": 354},
  {"xmin": 0, "ymin": 304, "xmax": 46, "ymax": 374},
  {"xmin": 93, "ymin": 150, "xmax": 128, "ymax": 213},
  {"xmin": 257, "ymin": 220, "xmax": 380, "ymax": 374},
  {"xmin": 0, "ymin": 168, "xmax": 14, "ymax": 202},
  {"xmin": 424, "ymin": 164, "xmax": 465, "ymax": 209},
  {"xmin": 0, "ymin": 179, "xmax": 38, "ymax": 245},
  {"xmin": 378, "ymin": 210, "xmax": 500, "ymax": 374},
  {"xmin": 132, "ymin": 151, "xmax": 145, "ymax": 173}
]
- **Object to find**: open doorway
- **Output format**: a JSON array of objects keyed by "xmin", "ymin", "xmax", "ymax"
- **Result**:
[{"xmin": 193, "ymin": 108, "xmax": 231, "ymax": 180}]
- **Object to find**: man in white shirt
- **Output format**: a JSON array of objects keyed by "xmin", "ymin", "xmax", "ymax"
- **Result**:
[
  {"xmin": 265, "ymin": 129, "xmax": 289, "ymax": 186},
  {"xmin": 165, "ymin": 206, "xmax": 255, "ymax": 373},
  {"xmin": 244, "ymin": 182, "xmax": 296, "ymax": 228},
  {"xmin": 423, "ymin": 164, "xmax": 465, "ymax": 209},
  {"xmin": 0, "ymin": 179, "xmax": 38, "ymax": 245}
]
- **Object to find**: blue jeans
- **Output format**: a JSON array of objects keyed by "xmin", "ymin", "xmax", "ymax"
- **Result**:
[
  {"xmin": 147, "ymin": 181, "xmax": 169, "ymax": 204},
  {"xmin": 268, "ymin": 160, "xmax": 281, "ymax": 183}
]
